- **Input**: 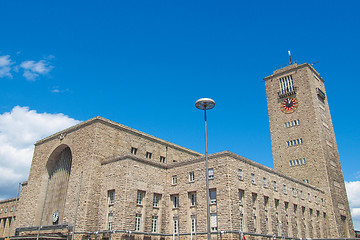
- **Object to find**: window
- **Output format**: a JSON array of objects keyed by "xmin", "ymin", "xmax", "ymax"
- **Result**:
[
  {"xmin": 252, "ymin": 193, "xmax": 257, "ymax": 208},
  {"xmin": 273, "ymin": 181, "xmax": 277, "ymax": 191},
  {"xmin": 189, "ymin": 192, "xmax": 196, "ymax": 206},
  {"xmin": 160, "ymin": 156, "xmax": 166, "ymax": 163},
  {"xmin": 275, "ymin": 199, "xmax": 279, "ymax": 210},
  {"xmin": 279, "ymin": 75, "xmax": 294, "ymax": 95},
  {"xmin": 292, "ymin": 188, "xmax": 296, "ymax": 196},
  {"xmin": 191, "ymin": 215, "xmax": 196, "ymax": 233},
  {"xmin": 172, "ymin": 175, "xmax": 177, "ymax": 185},
  {"xmin": 135, "ymin": 214, "xmax": 141, "ymax": 231},
  {"xmin": 238, "ymin": 169, "xmax": 243, "ymax": 180},
  {"xmin": 283, "ymin": 184, "xmax": 287, "ymax": 194},
  {"xmin": 189, "ymin": 172, "xmax": 195, "ymax": 182},
  {"xmin": 108, "ymin": 212, "xmax": 113, "ymax": 230},
  {"xmin": 210, "ymin": 213, "xmax": 218, "ymax": 232},
  {"xmin": 308, "ymin": 193, "xmax": 311, "ymax": 201},
  {"xmin": 172, "ymin": 195, "xmax": 179, "ymax": 208},
  {"xmin": 294, "ymin": 204, "xmax": 298, "ymax": 213},
  {"xmin": 253, "ymin": 215, "xmax": 257, "ymax": 232},
  {"xmin": 208, "ymin": 168, "xmax": 214, "ymax": 179},
  {"xmin": 131, "ymin": 147, "xmax": 137, "ymax": 155},
  {"xmin": 10, "ymin": 205, "xmax": 14, "ymax": 212},
  {"xmin": 210, "ymin": 189, "xmax": 216, "ymax": 204},
  {"xmin": 153, "ymin": 194, "xmax": 160, "ymax": 207},
  {"xmin": 251, "ymin": 173, "xmax": 256, "ymax": 184},
  {"xmin": 287, "ymin": 138, "xmax": 303, "ymax": 147},
  {"xmin": 264, "ymin": 196, "xmax": 269, "ymax": 210},
  {"xmin": 5, "ymin": 207, "xmax": 7, "ymax": 213},
  {"xmin": 263, "ymin": 177, "xmax": 267, "ymax": 187},
  {"xmin": 240, "ymin": 215, "xmax": 244, "ymax": 231},
  {"xmin": 146, "ymin": 152, "xmax": 152, "ymax": 159},
  {"xmin": 151, "ymin": 216, "xmax": 158, "ymax": 232},
  {"xmin": 239, "ymin": 190, "xmax": 244, "ymax": 205},
  {"xmin": 300, "ymin": 190, "xmax": 303, "ymax": 199},
  {"xmin": 108, "ymin": 190, "xmax": 115, "ymax": 205},
  {"xmin": 137, "ymin": 191, "xmax": 144, "ymax": 205},
  {"xmin": 173, "ymin": 217, "xmax": 179, "ymax": 234}
]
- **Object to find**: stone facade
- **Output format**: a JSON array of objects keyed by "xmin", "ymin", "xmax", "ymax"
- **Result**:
[
  {"xmin": 1, "ymin": 63, "xmax": 354, "ymax": 239},
  {"xmin": 0, "ymin": 197, "xmax": 18, "ymax": 238}
]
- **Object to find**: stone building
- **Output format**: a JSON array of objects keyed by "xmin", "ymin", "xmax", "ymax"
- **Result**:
[{"xmin": 0, "ymin": 63, "xmax": 354, "ymax": 239}]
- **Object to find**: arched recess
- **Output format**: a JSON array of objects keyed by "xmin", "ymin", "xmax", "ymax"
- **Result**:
[{"xmin": 43, "ymin": 144, "xmax": 72, "ymax": 225}]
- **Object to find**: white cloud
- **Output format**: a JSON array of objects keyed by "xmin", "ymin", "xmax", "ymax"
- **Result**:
[
  {"xmin": 0, "ymin": 55, "xmax": 13, "ymax": 78},
  {"xmin": 0, "ymin": 106, "xmax": 80, "ymax": 200},
  {"xmin": 20, "ymin": 59, "xmax": 54, "ymax": 81},
  {"xmin": 346, "ymin": 181, "xmax": 360, "ymax": 230}
]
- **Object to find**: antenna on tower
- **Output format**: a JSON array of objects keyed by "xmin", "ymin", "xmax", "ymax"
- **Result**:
[{"xmin": 288, "ymin": 50, "xmax": 292, "ymax": 65}]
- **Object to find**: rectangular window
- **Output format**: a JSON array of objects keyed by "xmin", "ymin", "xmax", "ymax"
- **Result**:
[
  {"xmin": 300, "ymin": 190, "xmax": 303, "ymax": 199},
  {"xmin": 151, "ymin": 216, "xmax": 158, "ymax": 232},
  {"xmin": 189, "ymin": 192, "xmax": 196, "ymax": 206},
  {"xmin": 153, "ymin": 194, "xmax": 160, "ymax": 207},
  {"xmin": 273, "ymin": 181, "xmax": 277, "ymax": 191},
  {"xmin": 160, "ymin": 156, "xmax": 166, "ymax": 163},
  {"xmin": 172, "ymin": 195, "xmax": 179, "ymax": 208},
  {"xmin": 210, "ymin": 189, "xmax": 217, "ymax": 204},
  {"xmin": 108, "ymin": 190, "xmax": 115, "ymax": 205},
  {"xmin": 308, "ymin": 193, "xmax": 311, "ymax": 201},
  {"xmin": 263, "ymin": 177, "xmax": 267, "ymax": 187},
  {"xmin": 251, "ymin": 173, "xmax": 256, "ymax": 184},
  {"xmin": 191, "ymin": 215, "xmax": 196, "ymax": 233},
  {"xmin": 208, "ymin": 168, "xmax": 214, "ymax": 179},
  {"xmin": 238, "ymin": 169, "xmax": 243, "ymax": 180},
  {"xmin": 172, "ymin": 175, "xmax": 177, "ymax": 185},
  {"xmin": 146, "ymin": 152, "xmax": 152, "ymax": 159},
  {"xmin": 239, "ymin": 189, "xmax": 244, "ymax": 205},
  {"xmin": 131, "ymin": 147, "xmax": 137, "ymax": 155},
  {"xmin": 283, "ymin": 184, "xmax": 287, "ymax": 194},
  {"xmin": 189, "ymin": 172, "xmax": 195, "ymax": 182},
  {"xmin": 252, "ymin": 193, "xmax": 257, "ymax": 208},
  {"xmin": 253, "ymin": 215, "xmax": 257, "ymax": 232},
  {"xmin": 275, "ymin": 199, "xmax": 279, "ymax": 210},
  {"xmin": 135, "ymin": 214, "xmax": 141, "ymax": 231},
  {"xmin": 303, "ymin": 158, "xmax": 306, "ymax": 164},
  {"xmin": 279, "ymin": 75, "xmax": 294, "ymax": 95},
  {"xmin": 292, "ymin": 188, "xmax": 296, "ymax": 196},
  {"xmin": 210, "ymin": 213, "xmax": 218, "ymax": 232},
  {"xmin": 240, "ymin": 216, "xmax": 243, "ymax": 231},
  {"xmin": 173, "ymin": 218, "xmax": 179, "ymax": 234},
  {"xmin": 137, "ymin": 191, "xmax": 144, "ymax": 205},
  {"xmin": 108, "ymin": 212, "xmax": 113, "ymax": 230},
  {"xmin": 264, "ymin": 196, "xmax": 269, "ymax": 210}
]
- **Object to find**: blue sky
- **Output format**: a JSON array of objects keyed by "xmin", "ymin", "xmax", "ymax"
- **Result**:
[{"xmin": 1, "ymin": 0, "xmax": 360, "ymax": 229}]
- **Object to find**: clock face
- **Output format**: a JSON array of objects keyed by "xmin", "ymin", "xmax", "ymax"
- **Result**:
[
  {"xmin": 281, "ymin": 97, "xmax": 298, "ymax": 113},
  {"xmin": 52, "ymin": 211, "xmax": 59, "ymax": 223}
]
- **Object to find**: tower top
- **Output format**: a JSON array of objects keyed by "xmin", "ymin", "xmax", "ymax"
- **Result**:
[{"xmin": 264, "ymin": 63, "xmax": 323, "ymax": 82}]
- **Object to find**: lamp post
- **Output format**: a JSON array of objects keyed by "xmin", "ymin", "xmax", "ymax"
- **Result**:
[{"xmin": 195, "ymin": 98, "xmax": 215, "ymax": 240}]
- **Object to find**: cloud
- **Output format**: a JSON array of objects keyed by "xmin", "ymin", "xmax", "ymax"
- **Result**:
[
  {"xmin": 345, "ymin": 181, "xmax": 360, "ymax": 230},
  {"xmin": 0, "ymin": 55, "xmax": 13, "ymax": 78},
  {"xmin": 20, "ymin": 60, "xmax": 54, "ymax": 81},
  {"xmin": 0, "ymin": 106, "xmax": 80, "ymax": 200}
]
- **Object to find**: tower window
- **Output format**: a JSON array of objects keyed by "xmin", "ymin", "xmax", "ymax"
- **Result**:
[
  {"xmin": 189, "ymin": 192, "xmax": 196, "ymax": 206},
  {"xmin": 279, "ymin": 75, "xmax": 295, "ymax": 95},
  {"xmin": 108, "ymin": 190, "xmax": 115, "ymax": 205},
  {"xmin": 135, "ymin": 214, "xmax": 141, "ymax": 231},
  {"xmin": 171, "ymin": 195, "xmax": 179, "ymax": 208},
  {"xmin": 251, "ymin": 173, "xmax": 256, "ymax": 184},
  {"xmin": 160, "ymin": 156, "xmax": 166, "ymax": 163},
  {"xmin": 238, "ymin": 169, "xmax": 243, "ymax": 180},
  {"xmin": 146, "ymin": 152, "xmax": 152, "ymax": 159}
]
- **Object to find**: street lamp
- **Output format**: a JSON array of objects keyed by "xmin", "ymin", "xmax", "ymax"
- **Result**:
[{"xmin": 195, "ymin": 98, "xmax": 215, "ymax": 240}]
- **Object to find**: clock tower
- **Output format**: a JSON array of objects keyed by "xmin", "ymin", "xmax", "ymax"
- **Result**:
[{"xmin": 264, "ymin": 63, "xmax": 354, "ymax": 237}]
